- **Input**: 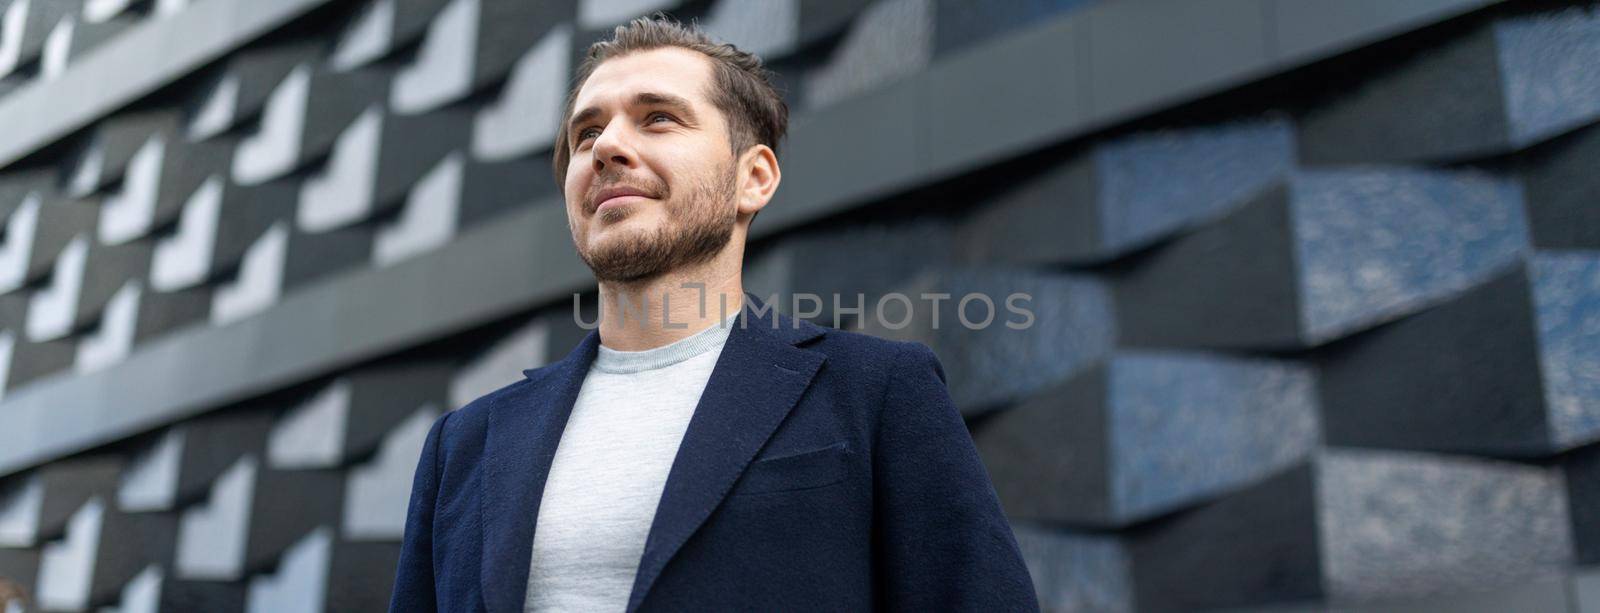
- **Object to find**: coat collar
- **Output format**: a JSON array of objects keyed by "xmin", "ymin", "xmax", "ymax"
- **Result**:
[{"xmin": 480, "ymin": 292, "xmax": 828, "ymax": 612}]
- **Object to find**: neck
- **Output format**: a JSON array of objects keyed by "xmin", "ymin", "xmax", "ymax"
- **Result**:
[{"xmin": 595, "ymin": 256, "xmax": 745, "ymax": 352}]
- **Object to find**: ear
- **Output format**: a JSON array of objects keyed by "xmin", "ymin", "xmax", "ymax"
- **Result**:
[{"xmin": 736, "ymin": 144, "xmax": 780, "ymax": 218}]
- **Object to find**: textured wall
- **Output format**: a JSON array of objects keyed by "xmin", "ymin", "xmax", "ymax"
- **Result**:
[{"xmin": 0, "ymin": 0, "xmax": 1597, "ymax": 611}]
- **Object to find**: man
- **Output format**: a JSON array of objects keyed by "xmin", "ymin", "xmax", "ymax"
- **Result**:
[{"xmin": 390, "ymin": 15, "xmax": 1038, "ymax": 612}]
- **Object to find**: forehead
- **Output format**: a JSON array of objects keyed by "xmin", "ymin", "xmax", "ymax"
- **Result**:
[{"xmin": 574, "ymin": 47, "xmax": 717, "ymax": 111}]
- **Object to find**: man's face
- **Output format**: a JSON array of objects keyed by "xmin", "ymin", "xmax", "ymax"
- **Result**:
[{"xmin": 562, "ymin": 47, "xmax": 741, "ymax": 284}]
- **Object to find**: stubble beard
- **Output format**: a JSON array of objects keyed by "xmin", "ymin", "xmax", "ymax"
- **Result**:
[{"xmin": 573, "ymin": 160, "xmax": 739, "ymax": 284}]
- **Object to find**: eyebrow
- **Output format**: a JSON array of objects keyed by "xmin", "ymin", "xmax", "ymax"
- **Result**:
[{"xmin": 568, "ymin": 91, "xmax": 699, "ymax": 138}]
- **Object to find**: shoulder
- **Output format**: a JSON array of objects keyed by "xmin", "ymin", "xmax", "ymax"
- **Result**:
[
  {"xmin": 432, "ymin": 375, "xmax": 542, "ymax": 446},
  {"xmin": 790, "ymin": 318, "xmax": 942, "ymax": 391}
]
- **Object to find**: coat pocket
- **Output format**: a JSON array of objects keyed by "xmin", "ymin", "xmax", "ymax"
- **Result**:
[{"xmin": 732, "ymin": 441, "xmax": 850, "ymax": 496}]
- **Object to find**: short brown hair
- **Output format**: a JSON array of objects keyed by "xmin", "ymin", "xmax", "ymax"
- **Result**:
[{"xmin": 552, "ymin": 14, "xmax": 789, "ymax": 189}]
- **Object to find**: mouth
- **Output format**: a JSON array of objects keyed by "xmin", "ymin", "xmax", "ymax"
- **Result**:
[{"xmin": 591, "ymin": 185, "xmax": 657, "ymax": 215}]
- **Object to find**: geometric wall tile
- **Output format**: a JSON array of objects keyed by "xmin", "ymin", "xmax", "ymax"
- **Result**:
[
  {"xmin": 24, "ymin": 197, "xmax": 96, "ymax": 286},
  {"xmin": 8, "ymin": 454, "xmax": 117, "ymax": 545},
  {"xmin": 1116, "ymin": 169, "xmax": 1530, "ymax": 351},
  {"xmin": 372, "ymin": 151, "xmax": 462, "ymax": 267},
  {"xmin": 297, "ymin": 107, "xmax": 382, "ymax": 234},
  {"xmin": 97, "ymin": 135, "xmax": 164, "ymax": 246},
  {"xmin": 170, "ymin": 408, "xmax": 273, "ymax": 507},
  {"xmin": 342, "ymin": 405, "xmax": 440, "ymax": 541},
  {"xmin": 325, "ymin": 540, "xmax": 402, "ymax": 613},
  {"xmin": 976, "ymin": 350, "xmax": 1319, "ymax": 528},
  {"xmin": 74, "ymin": 240, "xmax": 151, "ymax": 331},
  {"xmin": 1565, "ymin": 440, "xmax": 1600, "ymax": 565},
  {"xmin": 1519, "ymin": 123, "xmax": 1600, "ymax": 250},
  {"xmin": 371, "ymin": 107, "xmax": 470, "ymax": 212},
  {"xmin": 802, "ymin": 0, "xmax": 932, "ymax": 109},
  {"xmin": 115, "ymin": 429, "xmax": 184, "ymax": 513},
  {"xmin": 245, "ymin": 526, "xmax": 331, "ymax": 613},
  {"xmin": 231, "ymin": 64, "xmax": 311, "ymax": 186},
  {"xmin": 862, "ymin": 266, "xmax": 1118, "ymax": 415},
  {"xmin": 389, "ymin": 0, "xmax": 477, "ymax": 115},
  {"xmin": 0, "ymin": 475, "xmax": 41, "ymax": 548},
  {"xmin": 174, "ymin": 456, "xmax": 254, "ymax": 581},
  {"xmin": 132, "ymin": 284, "xmax": 212, "ymax": 343},
  {"xmin": 0, "ymin": 193, "xmax": 39, "ymax": 293},
  {"xmin": 457, "ymin": 154, "xmax": 553, "ymax": 228},
  {"xmin": 242, "ymin": 468, "xmax": 342, "ymax": 575},
  {"xmin": 743, "ymin": 218, "xmax": 955, "ymax": 326},
  {"xmin": 281, "ymin": 223, "xmax": 373, "ymax": 292},
  {"xmin": 149, "ymin": 175, "xmax": 222, "ymax": 292},
  {"xmin": 472, "ymin": 0, "xmax": 572, "ymax": 90},
  {"xmin": 931, "ymin": 0, "xmax": 1092, "ymax": 58},
  {"xmin": 1130, "ymin": 449, "xmax": 1572, "ymax": 610},
  {"xmin": 1298, "ymin": 6, "xmax": 1600, "ymax": 164},
  {"xmin": 25, "ymin": 234, "xmax": 88, "ymax": 342},
  {"xmin": 35, "ymin": 497, "xmax": 102, "ymax": 612},
  {"xmin": 958, "ymin": 116, "xmax": 1297, "ymax": 266},
  {"xmin": 269, "ymin": 358, "xmax": 450, "ymax": 470},
  {"xmin": 209, "ymin": 221, "xmax": 287, "ymax": 327},
  {"xmin": 448, "ymin": 316, "xmax": 548, "ymax": 409},
  {"xmin": 73, "ymin": 279, "xmax": 139, "ymax": 373},
  {"xmin": 700, "ymin": 0, "xmax": 799, "ymax": 59},
  {"xmin": 330, "ymin": 0, "xmax": 396, "ymax": 73},
  {"xmin": 267, "ymin": 382, "xmax": 351, "ymax": 471},
  {"xmin": 89, "ymin": 510, "xmax": 176, "ymax": 609},
  {"xmin": 1319, "ymin": 252, "xmax": 1600, "ymax": 457},
  {"xmin": 470, "ymin": 22, "xmax": 569, "ymax": 162},
  {"xmin": 1011, "ymin": 522, "xmax": 1132, "ymax": 613},
  {"xmin": 577, "ymin": 0, "xmax": 679, "ymax": 30},
  {"xmin": 186, "ymin": 72, "xmax": 241, "ymax": 142}
]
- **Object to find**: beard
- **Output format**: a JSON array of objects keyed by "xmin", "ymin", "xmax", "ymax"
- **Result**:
[{"xmin": 572, "ymin": 160, "xmax": 739, "ymax": 284}]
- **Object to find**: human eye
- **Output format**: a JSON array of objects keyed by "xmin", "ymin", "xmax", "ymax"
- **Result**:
[{"xmin": 646, "ymin": 111, "xmax": 677, "ymax": 125}]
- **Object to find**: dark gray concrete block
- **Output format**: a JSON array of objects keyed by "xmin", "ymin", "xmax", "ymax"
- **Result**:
[
  {"xmin": 172, "ymin": 408, "xmax": 275, "ymax": 508},
  {"xmin": 1298, "ymin": 6, "xmax": 1600, "ymax": 163},
  {"xmin": 457, "ymin": 153, "xmax": 552, "ymax": 229},
  {"xmin": 1116, "ymin": 169, "xmax": 1529, "ymax": 351},
  {"xmin": 1131, "ymin": 449, "xmax": 1571, "ymax": 610},
  {"xmin": 87, "ymin": 510, "xmax": 175, "ymax": 608},
  {"xmin": 932, "ymin": 0, "xmax": 1092, "ymax": 58},
  {"xmin": 957, "ymin": 116, "xmax": 1296, "ymax": 266},
  {"xmin": 242, "ymin": 468, "xmax": 341, "ymax": 574},
  {"xmin": 23, "ymin": 196, "xmax": 96, "ymax": 285},
  {"xmin": 212, "ymin": 179, "xmax": 296, "ymax": 280},
  {"xmin": 281, "ymin": 222, "xmax": 373, "ymax": 292},
  {"xmin": 743, "ymin": 217, "xmax": 955, "ymax": 327},
  {"xmin": 1564, "ymin": 441, "xmax": 1600, "ymax": 565},
  {"xmin": 6, "ymin": 334, "xmax": 74, "ymax": 391},
  {"xmin": 371, "ymin": 106, "xmax": 471, "ymax": 212},
  {"xmin": 152, "ymin": 139, "xmax": 234, "ymax": 235},
  {"xmin": 32, "ymin": 456, "xmax": 120, "ymax": 544},
  {"xmin": 1011, "ymin": 521, "xmax": 1133, "ymax": 613},
  {"xmin": 471, "ymin": 0, "xmax": 572, "ymax": 88},
  {"xmin": 1518, "ymin": 123, "xmax": 1600, "ymax": 250},
  {"xmin": 133, "ymin": 285, "xmax": 212, "ymax": 343},
  {"xmin": 976, "ymin": 350, "xmax": 1318, "ymax": 528},
  {"xmin": 326, "ymin": 540, "xmax": 402, "ymax": 612},
  {"xmin": 861, "ymin": 267, "xmax": 1118, "ymax": 415},
  {"xmin": 224, "ymin": 39, "xmax": 324, "ymax": 130},
  {"xmin": 1319, "ymin": 253, "xmax": 1600, "ymax": 457},
  {"xmin": 299, "ymin": 67, "xmax": 393, "ymax": 169},
  {"xmin": 73, "ymin": 240, "xmax": 150, "ymax": 331}
]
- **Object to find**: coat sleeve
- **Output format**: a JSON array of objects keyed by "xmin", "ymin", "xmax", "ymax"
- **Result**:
[
  {"xmin": 872, "ymin": 341, "xmax": 1040, "ymax": 612},
  {"xmin": 389, "ymin": 410, "xmax": 453, "ymax": 612}
]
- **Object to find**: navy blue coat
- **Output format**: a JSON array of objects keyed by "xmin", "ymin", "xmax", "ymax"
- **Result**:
[{"xmin": 389, "ymin": 293, "xmax": 1040, "ymax": 612}]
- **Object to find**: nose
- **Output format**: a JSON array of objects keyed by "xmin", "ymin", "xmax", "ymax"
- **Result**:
[{"xmin": 590, "ymin": 118, "xmax": 639, "ymax": 174}]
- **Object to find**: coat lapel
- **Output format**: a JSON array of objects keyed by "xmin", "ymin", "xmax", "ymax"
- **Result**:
[
  {"xmin": 624, "ymin": 293, "xmax": 827, "ymax": 612},
  {"xmin": 480, "ymin": 329, "xmax": 598, "ymax": 613},
  {"xmin": 477, "ymin": 293, "xmax": 827, "ymax": 613}
]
